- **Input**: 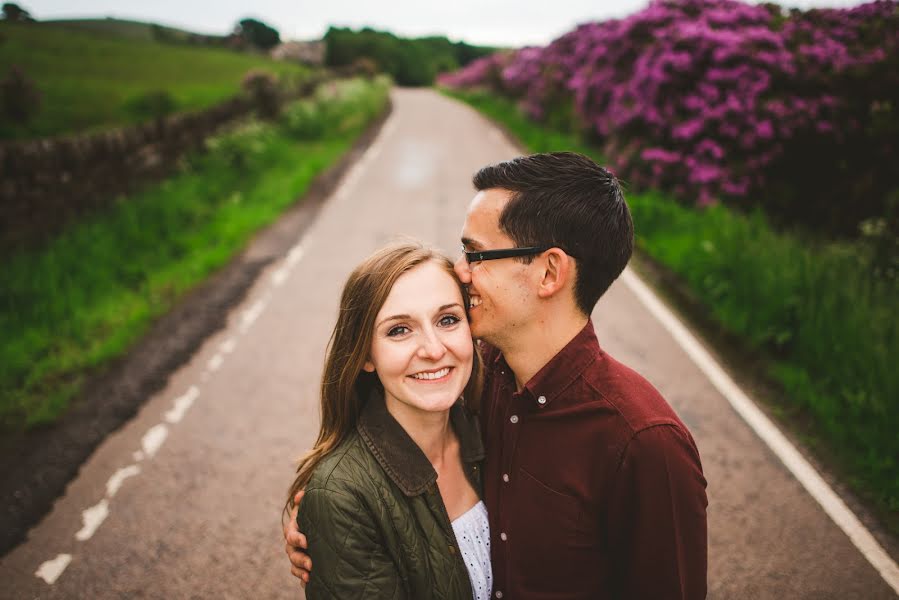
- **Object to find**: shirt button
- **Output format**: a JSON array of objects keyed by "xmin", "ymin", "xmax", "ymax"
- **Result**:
[
  {"xmin": 502, "ymin": 473, "xmax": 509, "ymax": 482},
  {"xmin": 537, "ymin": 395, "xmax": 547, "ymax": 405},
  {"xmin": 500, "ymin": 532, "xmax": 508, "ymax": 541},
  {"xmin": 510, "ymin": 415, "xmax": 519, "ymax": 424},
  {"xmin": 495, "ymin": 592, "xmax": 504, "ymax": 599},
  {"xmin": 448, "ymin": 544, "xmax": 456, "ymax": 554}
]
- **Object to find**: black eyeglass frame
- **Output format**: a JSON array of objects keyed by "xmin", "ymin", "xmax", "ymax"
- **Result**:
[{"xmin": 463, "ymin": 246, "xmax": 550, "ymax": 264}]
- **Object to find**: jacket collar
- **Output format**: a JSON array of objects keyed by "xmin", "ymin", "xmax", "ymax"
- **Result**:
[{"xmin": 357, "ymin": 388, "xmax": 485, "ymax": 497}]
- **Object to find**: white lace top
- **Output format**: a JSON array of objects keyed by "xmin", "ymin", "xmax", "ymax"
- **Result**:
[{"xmin": 451, "ymin": 500, "xmax": 493, "ymax": 600}]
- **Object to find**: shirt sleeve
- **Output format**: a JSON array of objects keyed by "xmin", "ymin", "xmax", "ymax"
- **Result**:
[
  {"xmin": 299, "ymin": 486, "xmax": 408, "ymax": 600},
  {"xmin": 606, "ymin": 423, "xmax": 708, "ymax": 600}
]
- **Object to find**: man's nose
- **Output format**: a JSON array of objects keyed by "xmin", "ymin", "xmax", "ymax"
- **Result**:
[{"xmin": 453, "ymin": 254, "xmax": 472, "ymax": 283}]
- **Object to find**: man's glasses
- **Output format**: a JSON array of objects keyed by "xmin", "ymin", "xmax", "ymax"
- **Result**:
[{"xmin": 463, "ymin": 246, "xmax": 549, "ymax": 264}]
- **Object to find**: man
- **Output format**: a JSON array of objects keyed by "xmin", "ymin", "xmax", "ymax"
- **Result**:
[{"xmin": 286, "ymin": 152, "xmax": 708, "ymax": 598}]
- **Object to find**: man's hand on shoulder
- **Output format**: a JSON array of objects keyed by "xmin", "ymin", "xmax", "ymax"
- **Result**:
[{"xmin": 283, "ymin": 490, "xmax": 312, "ymax": 586}]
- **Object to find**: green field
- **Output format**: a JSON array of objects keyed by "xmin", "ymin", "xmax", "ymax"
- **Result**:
[
  {"xmin": 0, "ymin": 76, "xmax": 391, "ymax": 429},
  {"xmin": 43, "ymin": 17, "xmax": 212, "ymax": 42},
  {"xmin": 444, "ymin": 88, "xmax": 898, "ymax": 533},
  {"xmin": 0, "ymin": 21, "xmax": 306, "ymax": 139}
]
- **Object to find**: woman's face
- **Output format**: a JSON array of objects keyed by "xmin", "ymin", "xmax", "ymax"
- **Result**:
[{"xmin": 364, "ymin": 260, "xmax": 474, "ymax": 416}]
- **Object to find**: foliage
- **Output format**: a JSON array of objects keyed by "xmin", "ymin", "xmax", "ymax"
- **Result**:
[
  {"xmin": 0, "ymin": 22, "xmax": 305, "ymax": 139},
  {"xmin": 324, "ymin": 26, "xmax": 494, "ymax": 86},
  {"xmin": 0, "ymin": 64, "xmax": 40, "ymax": 122},
  {"xmin": 242, "ymin": 69, "xmax": 281, "ymax": 119},
  {"xmin": 123, "ymin": 89, "xmax": 175, "ymax": 120},
  {"xmin": 234, "ymin": 17, "xmax": 280, "ymax": 51},
  {"xmin": 2, "ymin": 2, "xmax": 33, "ymax": 22},
  {"xmin": 446, "ymin": 87, "xmax": 899, "ymax": 530},
  {"xmin": 439, "ymin": 0, "xmax": 899, "ymax": 238},
  {"xmin": 0, "ymin": 77, "xmax": 389, "ymax": 429}
]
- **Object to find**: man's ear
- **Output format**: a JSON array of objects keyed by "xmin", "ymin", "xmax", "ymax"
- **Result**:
[
  {"xmin": 362, "ymin": 360, "xmax": 376, "ymax": 373},
  {"xmin": 537, "ymin": 249, "xmax": 573, "ymax": 299}
]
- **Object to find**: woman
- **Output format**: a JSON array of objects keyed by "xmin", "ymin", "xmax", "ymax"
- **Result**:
[{"xmin": 285, "ymin": 242, "xmax": 492, "ymax": 600}]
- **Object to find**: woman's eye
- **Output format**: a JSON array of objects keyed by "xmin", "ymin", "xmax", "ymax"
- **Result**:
[
  {"xmin": 439, "ymin": 315, "xmax": 461, "ymax": 327},
  {"xmin": 387, "ymin": 325, "xmax": 410, "ymax": 337}
]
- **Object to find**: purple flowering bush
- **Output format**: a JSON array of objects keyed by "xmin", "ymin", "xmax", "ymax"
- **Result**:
[{"xmin": 438, "ymin": 0, "xmax": 899, "ymax": 235}]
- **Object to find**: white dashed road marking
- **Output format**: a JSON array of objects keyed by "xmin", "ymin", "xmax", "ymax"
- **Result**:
[
  {"xmin": 106, "ymin": 465, "xmax": 141, "ymax": 498},
  {"xmin": 35, "ymin": 554, "xmax": 72, "ymax": 585},
  {"xmin": 75, "ymin": 500, "xmax": 109, "ymax": 542}
]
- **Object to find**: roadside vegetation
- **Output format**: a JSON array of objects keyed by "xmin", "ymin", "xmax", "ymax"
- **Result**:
[
  {"xmin": 0, "ymin": 76, "xmax": 390, "ymax": 429},
  {"xmin": 323, "ymin": 26, "xmax": 494, "ymax": 86},
  {"xmin": 445, "ymin": 88, "xmax": 898, "ymax": 532},
  {"xmin": 0, "ymin": 21, "xmax": 306, "ymax": 139}
]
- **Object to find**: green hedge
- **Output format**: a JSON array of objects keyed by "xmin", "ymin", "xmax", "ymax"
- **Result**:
[{"xmin": 445, "ymin": 88, "xmax": 898, "ymax": 528}]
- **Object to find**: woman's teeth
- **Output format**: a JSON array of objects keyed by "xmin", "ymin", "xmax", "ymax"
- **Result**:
[{"xmin": 411, "ymin": 367, "xmax": 450, "ymax": 380}]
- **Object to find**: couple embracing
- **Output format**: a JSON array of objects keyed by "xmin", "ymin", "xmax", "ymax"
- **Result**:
[{"xmin": 283, "ymin": 152, "xmax": 708, "ymax": 599}]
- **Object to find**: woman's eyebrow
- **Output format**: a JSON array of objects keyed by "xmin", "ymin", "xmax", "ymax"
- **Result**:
[
  {"xmin": 376, "ymin": 304, "xmax": 464, "ymax": 329},
  {"xmin": 376, "ymin": 314, "xmax": 411, "ymax": 329}
]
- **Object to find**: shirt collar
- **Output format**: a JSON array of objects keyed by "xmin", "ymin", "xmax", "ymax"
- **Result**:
[
  {"xmin": 356, "ymin": 388, "xmax": 485, "ymax": 497},
  {"xmin": 499, "ymin": 319, "xmax": 600, "ymax": 407}
]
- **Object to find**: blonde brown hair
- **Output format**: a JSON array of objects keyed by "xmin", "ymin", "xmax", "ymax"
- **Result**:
[{"xmin": 285, "ymin": 242, "xmax": 482, "ymax": 513}]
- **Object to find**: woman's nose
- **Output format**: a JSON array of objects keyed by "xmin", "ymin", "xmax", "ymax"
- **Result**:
[{"xmin": 417, "ymin": 331, "xmax": 447, "ymax": 360}]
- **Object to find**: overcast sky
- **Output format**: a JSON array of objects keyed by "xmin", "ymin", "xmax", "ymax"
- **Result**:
[{"xmin": 24, "ymin": 0, "xmax": 867, "ymax": 47}]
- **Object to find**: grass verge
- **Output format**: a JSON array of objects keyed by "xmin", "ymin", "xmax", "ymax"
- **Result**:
[
  {"xmin": 0, "ymin": 76, "xmax": 391, "ymax": 429},
  {"xmin": 0, "ymin": 21, "xmax": 307, "ymax": 139},
  {"xmin": 445, "ymin": 88, "xmax": 898, "ymax": 532}
]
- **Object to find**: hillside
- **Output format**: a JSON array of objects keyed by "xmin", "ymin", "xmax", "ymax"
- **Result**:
[
  {"xmin": 0, "ymin": 21, "xmax": 306, "ymax": 140},
  {"xmin": 42, "ymin": 17, "xmax": 215, "ymax": 42}
]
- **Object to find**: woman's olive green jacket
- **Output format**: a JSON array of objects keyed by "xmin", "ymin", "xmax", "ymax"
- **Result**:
[{"xmin": 297, "ymin": 392, "xmax": 486, "ymax": 600}]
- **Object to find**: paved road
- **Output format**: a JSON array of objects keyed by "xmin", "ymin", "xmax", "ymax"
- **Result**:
[{"xmin": 1, "ymin": 88, "xmax": 895, "ymax": 598}]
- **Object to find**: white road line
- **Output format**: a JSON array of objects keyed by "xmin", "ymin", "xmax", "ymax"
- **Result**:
[
  {"xmin": 140, "ymin": 424, "xmax": 168, "ymax": 459},
  {"xmin": 75, "ymin": 499, "xmax": 109, "ymax": 542},
  {"xmin": 35, "ymin": 554, "xmax": 72, "ymax": 585},
  {"xmin": 271, "ymin": 265, "xmax": 290, "ymax": 287},
  {"xmin": 620, "ymin": 267, "xmax": 899, "ymax": 593},
  {"xmin": 240, "ymin": 300, "xmax": 267, "ymax": 332},
  {"xmin": 286, "ymin": 244, "xmax": 305, "ymax": 266},
  {"xmin": 165, "ymin": 386, "xmax": 199, "ymax": 424},
  {"xmin": 106, "ymin": 465, "xmax": 141, "ymax": 498},
  {"xmin": 206, "ymin": 353, "xmax": 224, "ymax": 372}
]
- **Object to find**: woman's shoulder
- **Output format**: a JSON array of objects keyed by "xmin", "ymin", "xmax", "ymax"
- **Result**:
[{"xmin": 305, "ymin": 431, "xmax": 380, "ymax": 495}]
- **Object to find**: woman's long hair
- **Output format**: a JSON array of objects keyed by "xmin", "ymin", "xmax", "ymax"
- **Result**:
[{"xmin": 285, "ymin": 242, "xmax": 482, "ymax": 514}]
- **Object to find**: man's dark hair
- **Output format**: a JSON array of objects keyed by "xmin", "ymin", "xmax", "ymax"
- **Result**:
[{"xmin": 472, "ymin": 152, "xmax": 634, "ymax": 315}]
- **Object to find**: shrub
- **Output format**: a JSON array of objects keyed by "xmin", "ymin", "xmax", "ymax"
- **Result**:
[
  {"xmin": 241, "ymin": 69, "xmax": 281, "ymax": 120},
  {"xmin": 439, "ymin": 0, "xmax": 899, "ymax": 237},
  {"xmin": 0, "ymin": 64, "xmax": 40, "ymax": 123},
  {"xmin": 124, "ymin": 90, "xmax": 176, "ymax": 120}
]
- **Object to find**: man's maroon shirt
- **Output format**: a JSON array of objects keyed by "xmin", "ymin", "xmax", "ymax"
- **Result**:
[{"xmin": 479, "ymin": 320, "xmax": 708, "ymax": 599}]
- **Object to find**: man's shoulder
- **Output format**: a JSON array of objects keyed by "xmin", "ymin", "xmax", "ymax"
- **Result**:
[{"xmin": 583, "ymin": 348, "xmax": 688, "ymax": 435}]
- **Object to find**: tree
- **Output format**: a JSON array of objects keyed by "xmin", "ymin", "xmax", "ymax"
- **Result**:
[
  {"xmin": 2, "ymin": 3, "xmax": 35, "ymax": 21},
  {"xmin": 234, "ymin": 18, "xmax": 280, "ymax": 51}
]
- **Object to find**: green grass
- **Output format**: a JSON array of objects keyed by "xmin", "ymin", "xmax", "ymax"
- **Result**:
[
  {"xmin": 444, "ymin": 87, "xmax": 899, "ymax": 529},
  {"xmin": 43, "ymin": 18, "xmax": 208, "ymax": 42},
  {"xmin": 0, "ymin": 21, "xmax": 306, "ymax": 139},
  {"xmin": 0, "ymin": 76, "xmax": 391, "ymax": 429}
]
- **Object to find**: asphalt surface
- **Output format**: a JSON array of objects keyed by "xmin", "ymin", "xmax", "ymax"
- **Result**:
[{"xmin": 1, "ymin": 88, "xmax": 896, "ymax": 599}]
